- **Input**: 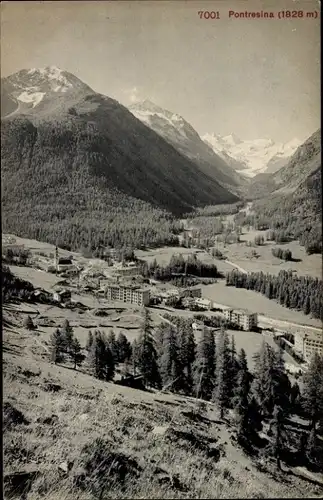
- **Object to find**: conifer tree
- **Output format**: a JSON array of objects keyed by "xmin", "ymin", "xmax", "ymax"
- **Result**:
[
  {"xmin": 24, "ymin": 315, "xmax": 35, "ymax": 330},
  {"xmin": 86, "ymin": 331, "xmax": 94, "ymax": 351},
  {"xmin": 252, "ymin": 342, "xmax": 289, "ymax": 418},
  {"xmin": 177, "ymin": 326, "xmax": 196, "ymax": 395},
  {"xmin": 302, "ymin": 352, "xmax": 323, "ymax": 431},
  {"xmin": 213, "ymin": 330, "xmax": 231, "ymax": 418},
  {"xmin": 107, "ymin": 330, "xmax": 118, "ymax": 362},
  {"xmin": 305, "ymin": 428, "xmax": 319, "ymax": 467},
  {"xmin": 136, "ymin": 309, "xmax": 161, "ymax": 388},
  {"xmin": 159, "ymin": 325, "xmax": 185, "ymax": 393},
  {"xmin": 71, "ymin": 337, "xmax": 83, "ymax": 369},
  {"xmin": 227, "ymin": 335, "xmax": 239, "ymax": 406},
  {"xmin": 131, "ymin": 338, "xmax": 140, "ymax": 376},
  {"xmin": 155, "ymin": 324, "xmax": 167, "ymax": 359},
  {"xmin": 116, "ymin": 332, "xmax": 132, "ymax": 363},
  {"xmin": 50, "ymin": 328, "xmax": 64, "ymax": 364},
  {"xmin": 88, "ymin": 331, "xmax": 115, "ymax": 381},
  {"xmin": 61, "ymin": 319, "xmax": 74, "ymax": 354},
  {"xmin": 234, "ymin": 349, "xmax": 250, "ymax": 441},
  {"xmin": 268, "ymin": 405, "xmax": 286, "ymax": 470},
  {"xmin": 193, "ymin": 328, "xmax": 215, "ymax": 401}
]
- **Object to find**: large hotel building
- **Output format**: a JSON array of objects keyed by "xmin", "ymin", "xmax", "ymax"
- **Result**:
[{"xmin": 105, "ymin": 284, "xmax": 150, "ymax": 307}]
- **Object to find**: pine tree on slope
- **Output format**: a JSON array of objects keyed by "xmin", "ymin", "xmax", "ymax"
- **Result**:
[
  {"xmin": 193, "ymin": 328, "xmax": 215, "ymax": 401},
  {"xmin": 136, "ymin": 309, "xmax": 161, "ymax": 388},
  {"xmin": 302, "ymin": 352, "xmax": 323, "ymax": 431},
  {"xmin": 71, "ymin": 337, "xmax": 83, "ymax": 369},
  {"xmin": 268, "ymin": 405, "xmax": 287, "ymax": 470},
  {"xmin": 61, "ymin": 319, "xmax": 74, "ymax": 354},
  {"xmin": 116, "ymin": 332, "xmax": 132, "ymax": 363},
  {"xmin": 159, "ymin": 325, "xmax": 185, "ymax": 393},
  {"xmin": 107, "ymin": 330, "xmax": 118, "ymax": 363},
  {"xmin": 50, "ymin": 328, "xmax": 64, "ymax": 364},
  {"xmin": 88, "ymin": 331, "xmax": 115, "ymax": 381},
  {"xmin": 213, "ymin": 329, "xmax": 231, "ymax": 418},
  {"xmin": 177, "ymin": 326, "xmax": 196, "ymax": 395},
  {"xmin": 86, "ymin": 331, "xmax": 94, "ymax": 351}
]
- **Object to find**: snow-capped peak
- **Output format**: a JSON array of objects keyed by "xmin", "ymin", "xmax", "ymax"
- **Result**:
[
  {"xmin": 222, "ymin": 133, "xmax": 242, "ymax": 146},
  {"xmin": 129, "ymin": 100, "xmax": 192, "ymax": 139},
  {"xmin": 25, "ymin": 66, "xmax": 73, "ymax": 91},
  {"xmin": 202, "ymin": 133, "xmax": 301, "ymax": 177},
  {"xmin": 2, "ymin": 66, "xmax": 93, "ymax": 113}
]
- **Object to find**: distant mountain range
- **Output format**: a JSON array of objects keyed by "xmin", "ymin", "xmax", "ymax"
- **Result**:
[
  {"xmin": 129, "ymin": 100, "xmax": 247, "ymax": 195},
  {"xmin": 203, "ymin": 132, "xmax": 302, "ymax": 177}
]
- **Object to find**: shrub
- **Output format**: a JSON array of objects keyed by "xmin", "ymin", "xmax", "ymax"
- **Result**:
[{"xmin": 23, "ymin": 315, "xmax": 35, "ymax": 330}]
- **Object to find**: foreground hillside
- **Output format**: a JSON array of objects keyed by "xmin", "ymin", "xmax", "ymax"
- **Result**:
[
  {"xmin": 1, "ymin": 67, "xmax": 239, "ymax": 253},
  {"xmin": 3, "ymin": 246, "xmax": 323, "ymax": 500},
  {"xmin": 4, "ymin": 310, "xmax": 323, "ymax": 500}
]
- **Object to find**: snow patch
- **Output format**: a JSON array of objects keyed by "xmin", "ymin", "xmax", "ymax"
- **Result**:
[{"xmin": 17, "ymin": 91, "xmax": 45, "ymax": 108}]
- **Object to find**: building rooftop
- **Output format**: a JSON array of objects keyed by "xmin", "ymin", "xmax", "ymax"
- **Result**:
[
  {"xmin": 106, "ymin": 283, "xmax": 150, "ymax": 293},
  {"xmin": 227, "ymin": 307, "xmax": 257, "ymax": 315},
  {"xmin": 295, "ymin": 330, "xmax": 323, "ymax": 342},
  {"xmin": 54, "ymin": 288, "xmax": 71, "ymax": 295},
  {"xmin": 195, "ymin": 298, "xmax": 211, "ymax": 304}
]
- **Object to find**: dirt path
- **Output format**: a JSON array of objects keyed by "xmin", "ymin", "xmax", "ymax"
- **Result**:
[{"xmin": 224, "ymin": 259, "xmax": 248, "ymax": 274}]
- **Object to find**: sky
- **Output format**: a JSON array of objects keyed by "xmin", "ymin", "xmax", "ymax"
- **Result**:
[{"xmin": 1, "ymin": 0, "xmax": 320, "ymax": 142}]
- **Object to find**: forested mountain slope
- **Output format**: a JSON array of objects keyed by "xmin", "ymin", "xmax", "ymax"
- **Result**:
[{"xmin": 1, "ymin": 67, "xmax": 238, "ymax": 251}]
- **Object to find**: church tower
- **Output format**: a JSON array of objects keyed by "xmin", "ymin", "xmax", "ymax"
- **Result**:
[{"xmin": 54, "ymin": 246, "xmax": 59, "ymax": 273}]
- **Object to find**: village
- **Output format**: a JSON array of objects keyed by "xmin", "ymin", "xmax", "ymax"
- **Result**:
[{"xmin": 3, "ymin": 233, "xmax": 322, "ymax": 373}]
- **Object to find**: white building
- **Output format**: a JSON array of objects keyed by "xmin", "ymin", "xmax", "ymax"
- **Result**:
[
  {"xmin": 294, "ymin": 331, "xmax": 323, "ymax": 362},
  {"xmin": 224, "ymin": 308, "xmax": 258, "ymax": 331},
  {"xmin": 53, "ymin": 289, "xmax": 71, "ymax": 303},
  {"xmin": 105, "ymin": 284, "xmax": 150, "ymax": 307},
  {"xmin": 194, "ymin": 298, "xmax": 212, "ymax": 310}
]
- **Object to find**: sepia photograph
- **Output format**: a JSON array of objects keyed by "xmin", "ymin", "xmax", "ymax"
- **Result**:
[{"xmin": 1, "ymin": 0, "xmax": 322, "ymax": 498}]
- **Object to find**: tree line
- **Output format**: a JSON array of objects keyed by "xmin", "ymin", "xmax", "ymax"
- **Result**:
[
  {"xmin": 2, "ymin": 186, "xmax": 183, "ymax": 255},
  {"xmin": 139, "ymin": 253, "xmax": 221, "ymax": 281},
  {"xmin": 225, "ymin": 269, "xmax": 322, "ymax": 320},
  {"xmin": 2, "ymin": 265, "xmax": 34, "ymax": 303},
  {"xmin": 234, "ymin": 180, "xmax": 321, "ymax": 255},
  {"xmin": 190, "ymin": 202, "xmax": 244, "ymax": 218},
  {"xmin": 50, "ymin": 320, "xmax": 132, "ymax": 377},
  {"xmin": 271, "ymin": 247, "xmax": 293, "ymax": 261}
]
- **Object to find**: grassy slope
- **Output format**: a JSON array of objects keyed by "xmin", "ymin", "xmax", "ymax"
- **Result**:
[{"xmin": 4, "ymin": 311, "xmax": 322, "ymax": 500}]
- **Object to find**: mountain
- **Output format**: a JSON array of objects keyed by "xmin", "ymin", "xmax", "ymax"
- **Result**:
[
  {"xmin": 271, "ymin": 129, "xmax": 321, "ymax": 192},
  {"xmin": 203, "ymin": 133, "xmax": 302, "ymax": 177},
  {"xmin": 246, "ymin": 129, "xmax": 321, "ymax": 200},
  {"xmin": 250, "ymin": 129, "xmax": 321, "ymax": 253},
  {"xmin": 264, "ymin": 139, "xmax": 303, "ymax": 174},
  {"xmin": 1, "ymin": 66, "xmax": 93, "ymax": 118},
  {"xmin": 1, "ymin": 67, "xmax": 239, "ymax": 251},
  {"xmin": 129, "ymin": 101, "xmax": 248, "ymax": 195}
]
